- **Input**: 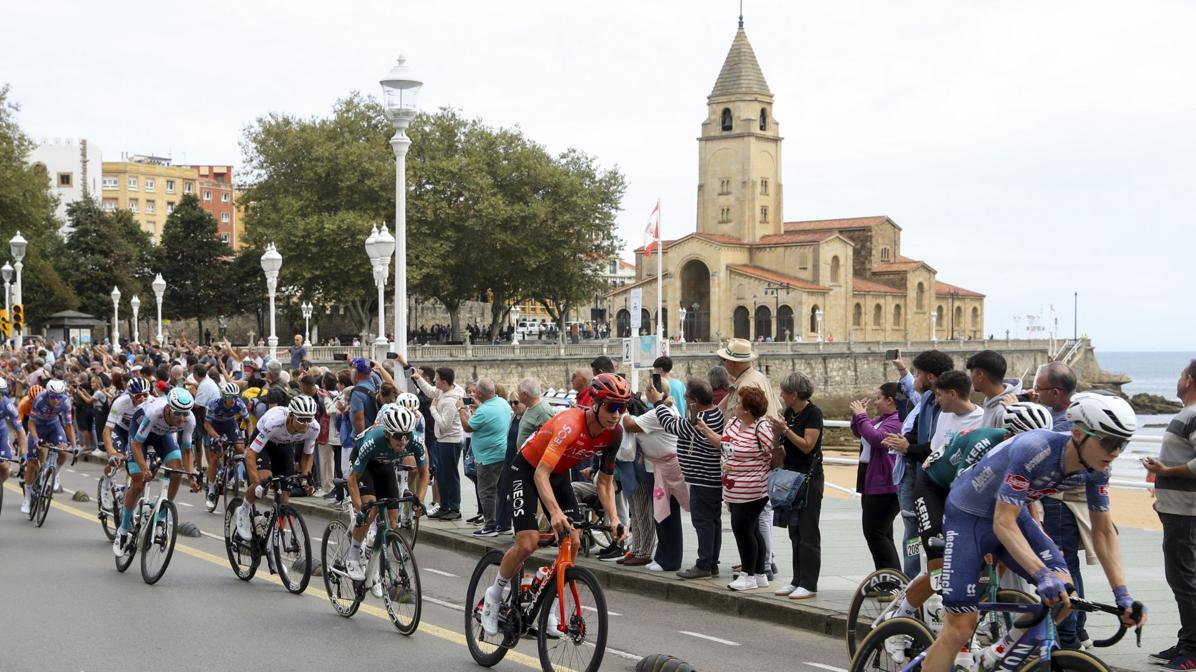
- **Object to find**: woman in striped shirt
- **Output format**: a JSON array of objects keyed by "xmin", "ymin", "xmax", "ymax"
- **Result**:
[{"xmin": 696, "ymin": 385, "xmax": 774, "ymax": 591}]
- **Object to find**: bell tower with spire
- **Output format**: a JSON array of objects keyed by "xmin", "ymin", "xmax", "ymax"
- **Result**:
[{"xmin": 696, "ymin": 17, "xmax": 783, "ymax": 243}]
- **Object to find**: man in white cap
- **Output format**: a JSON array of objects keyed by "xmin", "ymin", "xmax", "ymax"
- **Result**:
[{"xmin": 716, "ymin": 338, "xmax": 781, "ymax": 418}]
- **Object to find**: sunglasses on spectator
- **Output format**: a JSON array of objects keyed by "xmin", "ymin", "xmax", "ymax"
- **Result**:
[{"xmin": 1078, "ymin": 428, "xmax": 1127, "ymax": 454}]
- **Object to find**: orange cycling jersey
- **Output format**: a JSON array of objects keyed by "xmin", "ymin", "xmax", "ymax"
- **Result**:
[
  {"xmin": 519, "ymin": 408, "xmax": 623, "ymax": 476},
  {"xmin": 17, "ymin": 396, "xmax": 32, "ymax": 424}
]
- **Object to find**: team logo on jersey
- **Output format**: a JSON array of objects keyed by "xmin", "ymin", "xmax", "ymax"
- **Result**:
[
  {"xmin": 1004, "ymin": 474, "xmax": 1029, "ymax": 491},
  {"xmin": 1097, "ymin": 485, "xmax": 1108, "ymax": 497}
]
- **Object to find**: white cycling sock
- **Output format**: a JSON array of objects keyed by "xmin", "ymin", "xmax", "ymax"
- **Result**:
[
  {"xmin": 897, "ymin": 597, "xmax": 918, "ymax": 617},
  {"xmin": 490, "ymin": 573, "xmax": 512, "ymax": 594}
]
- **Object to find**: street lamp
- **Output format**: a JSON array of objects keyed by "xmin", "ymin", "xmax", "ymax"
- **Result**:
[
  {"xmin": 815, "ymin": 308, "xmax": 824, "ymax": 344},
  {"xmin": 110, "ymin": 286, "xmax": 121, "ymax": 345},
  {"xmin": 510, "ymin": 304, "xmax": 522, "ymax": 346},
  {"xmin": 678, "ymin": 305, "xmax": 687, "ymax": 344},
  {"xmin": 381, "ymin": 54, "xmax": 422, "ymax": 358},
  {"xmin": 130, "ymin": 295, "xmax": 140, "ymax": 343},
  {"xmin": 931, "ymin": 310, "xmax": 939, "ymax": 345},
  {"xmin": 365, "ymin": 224, "xmax": 394, "ymax": 347},
  {"xmin": 764, "ymin": 281, "xmax": 792, "ymax": 341},
  {"xmin": 301, "ymin": 301, "xmax": 313, "ymax": 343},
  {"xmin": 2, "ymin": 262, "xmax": 11, "ymax": 330},
  {"xmin": 260, "ymin": 243, "xmax": 282, "ymax": 361},
  {"xmin": 10, "ymin": 231, "xmax": 26, "ymax": 348},
  {"xmin": 152, "ymin": 273, "xmax": 166, "ymax": 342}
]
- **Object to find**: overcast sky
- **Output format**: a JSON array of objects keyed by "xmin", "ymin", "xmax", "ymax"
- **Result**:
[{"xmin": 3, "ymin": 0, "xmax": 1191, "ymax": 352}]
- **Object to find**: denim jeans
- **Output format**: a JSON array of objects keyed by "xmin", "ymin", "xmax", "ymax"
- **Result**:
[
  {"xmin": 898, "ymin": 462, "xmax": 922, "ymax": 579},
  {"xmin": 435, "ymin": 439, "xmax": 464, "ymax": 512},
  {"xmin": 1041, "ymin": 497, "xmax": 1087, "ymax": 643},
  {"xmin": 1159, "ymin": 511, "xmax": 1196, "ymax": 653}
]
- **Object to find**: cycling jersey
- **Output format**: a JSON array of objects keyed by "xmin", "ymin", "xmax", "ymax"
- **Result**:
[
  {"xmin": 206, "ymin": 396, "xmax": 249, "ymax": 424},
  {"xmin": 923, "ymin": 427, "xmax": 1010, "ymax": 489},
  {"xmin": 131, "ymin": 396, "xmax": 195, "ymax": 451},
  {"xmin": 105, "ymin": 392, "xmax": 142, "ymax": 431},
  {"xmin": 0, "ymin": 397, "xmax": 19, "ymax": 460},
  {"xmin": 30, "ymin": 392, "xmax": 73, "ymax": 429},
  {"xmin": 351, "ymin": 426, "xmax": 426, "ymax": 474},
  {"xmin": 248, "ymin": 406, "xmax": 318, "ymax": 455},
  {"xmin": 948, "ymin": 429, "xmax": 1109, "ymax": 519},
  {"xmin": 518, "ymin": 408, "xmax": 623, "ymax": 476}
]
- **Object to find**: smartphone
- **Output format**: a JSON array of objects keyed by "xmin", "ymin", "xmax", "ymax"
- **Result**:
[
  {"xmin": 463, "ymin": 396, "xmax": 474, "ymax": 406},
  {"xmin": 651, "ymin": 373, "xmax": 663, "ymax": 393},
  {"xmin": 386, "ymin": 352, "xmax": 399, "ymax": 360},
  {"xmin": 885, "ymin": 348, "xmax": 900, "ymax": 361}
]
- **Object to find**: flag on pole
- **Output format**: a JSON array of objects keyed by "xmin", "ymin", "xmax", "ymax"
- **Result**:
[{"xmin": 643, "ymin": 200, "xmax": 661, "ymax": 256}]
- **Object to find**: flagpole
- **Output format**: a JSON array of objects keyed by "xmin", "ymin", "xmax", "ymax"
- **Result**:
[{"xmin": 656, "ymin": 200, "xmax": 663, "ymax": 351}]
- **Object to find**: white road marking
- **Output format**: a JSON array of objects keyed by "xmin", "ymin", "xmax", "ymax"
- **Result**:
[
  {"xmin": 200, "ymin": 531, "xmax": 224, "ymax": 542},
  {"xmin": 582, "ymin": 640, "xmax": 642, "ymax": 661},
  {"xmin": 425, "ymin": 596, "xmax": 463, "ymax": 611},
  {"xmin": 679, "ymin": 630, "xmax": 740, "ymax": 646},
  {"xmin": 805, "ymin": 664, "xmax": 848, "ymax": 672},
  {"xmin": 178, "ymin": 502, "xmax": 194, "ymax": 507},
  {"xmin": 581, "ymin": 604, "xmax": 621, "ymax": 617},
  {"xmin": 67, "ymin": 469, "xmax": 77, "ymax": 473},
  {"xmin": 425, "ymin": 568, "xmax": 457, "ymax": 578}
]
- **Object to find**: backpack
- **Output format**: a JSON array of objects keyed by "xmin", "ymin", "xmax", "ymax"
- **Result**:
[{"xmin": 350, "ymin": 384, "xmax": 379, "ymax": 428}]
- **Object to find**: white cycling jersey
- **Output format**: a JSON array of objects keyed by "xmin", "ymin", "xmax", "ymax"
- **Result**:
[
  {"xmin": 105, "ymin": 393, "xmax": 142, "ymax": 430},
  {"xmin": 131, "ymin": 396, "xmax": 196, "ymax": 450},
  {"xmin": 249, "ymin": 406, "xmax": 318, "ymax": 455}
]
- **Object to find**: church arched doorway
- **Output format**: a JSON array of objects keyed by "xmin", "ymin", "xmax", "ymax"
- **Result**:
[
  {"xmin": 777, "ymin": 305, "xmax": 794, "ymax": 341},
  {"xmin": 680, "ymin": 259, "xmax": 712, "ymax": 342},
  {"xmin": 754, "ymin": 306, "xmax": 772, "ymax": 341},
  {"xmin": 733, "ymin": 307, "xmax": 750, "ymax": 340}
]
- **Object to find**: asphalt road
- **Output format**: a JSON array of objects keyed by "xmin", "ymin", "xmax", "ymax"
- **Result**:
[{"xmin": 0, "ymin": 460, "xmax": 852, "ymax": 672}]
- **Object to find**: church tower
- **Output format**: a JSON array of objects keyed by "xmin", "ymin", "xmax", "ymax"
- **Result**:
[{"xmin": 696, "ymin": 19, "xmax": 783, "ymax": 243}]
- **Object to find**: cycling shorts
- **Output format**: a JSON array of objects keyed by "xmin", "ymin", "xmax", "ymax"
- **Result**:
[
  {"xmin": 253, "ymin": 440, "xmax": 296, "ymax": 479},
  {"xmin": 939, "ymin": 506, "xmax": 1067, "ymax": 614},
  {"xmin": 0, "ymin": 432, "xmax": 11, "ymax": 461},
  {"xmin": 508, "ymin": 453, "xmax": 576, "ymax": 534},
  {"xmin": 111, "ymin": 426, "xmax": 130, "ymax": 455},
  {"xmin": 32, "ymin": 422, "xmax": 67, "ymax": 448},
  {"xmin": 914, "ymin": 470, "xmax": 950, "ymax": 561},
  {"xmin": 356, "ymin": 459, "xmax": 400, "ymax": 500},
  {"xmin": 206, "ymin": 419, "xmax": 244, "ymax": 449},
  {"xmin": 127, "ymin": 429, "xmax": 183, "ymax": 475}
]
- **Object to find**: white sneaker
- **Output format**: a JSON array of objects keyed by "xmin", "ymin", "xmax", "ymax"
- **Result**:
[
  {"xmin": 53, "ymin": 476, "xmax": 62, "ymax": 493},
  {"xmin": 427, "ymin": 503, "xmax": 441, "ymax": 517},
  {"xmin": 788, "ymin": 587, "xmax": 817, "ymax": 600},
  {"xmin": 235, "ymin": 505, "xmax": 253, "ymax": 540},
  {"xmin": 754, "ymin": 574, "xmax": 769, "ymax": 589},
  {"xmin": 346, "ymin": 556, "xmax": 366, "ymax": 582},
  {"xmin": 774, "ymin": 583, "xmax": 797, "ymax": 596},
  {"xmin": 646, "ymin": 561, "xmax": 664, "ymax": 572},
  {"xmin": 20, "ymin": 498, "xmax": 31, "ymax": 514},
  {"xmin": 113, "ymin": 532, "xmax": 129, "ymax": 557},
  {"xmin": 727, "ymin": 575, "xmax": 758, "ymax": 591},
  {"xmin": 481, "ymin": 585, "xmax": 503, "ymax": 636}
]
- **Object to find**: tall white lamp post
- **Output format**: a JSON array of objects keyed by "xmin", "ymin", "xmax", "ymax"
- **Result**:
[
  {"xmin": 261, "ymin": 243, "xmax": 282, "ymax": 361},
  {"xmin": 510, "ymin": 305, "xmax": 521, "ymax": 346},
  {"xmin": 2, "ymin": 262, "xmax": 11, "ymax": 329},
  {"xmin": 678, "ymin": 305, "xmax": 687, "ymax": 344},
  {"xmin": 111, "ymin": 286, "xmax": 121, "ymax": 345},
  {"xmin": 815, "ymin": 308, "xmax": 824, "ymax": 344},
  {"xmin": 381, "ymin": 55, "xmax": 422, "ymax": 358},
  {"xmin": 365, "ymin": 225, "xmax": 394, "ymax": 347},
  {"xmin": 10, "ymin": 232, "xmax": 26, "ymax": 348},
  {"xmin": 931, "ymin": 310, "xmax": 939, "ymax": 345},
  {"xmin": 130, "ymin": 295, "xmax": 141, "ymax": 343},
  {"xmin": 152, "ymin": 273, "xmax": 166, "ymax": 343},
  {"xmin": 301, "ymin": 302, "xmax": 313, "ymax": 343}
]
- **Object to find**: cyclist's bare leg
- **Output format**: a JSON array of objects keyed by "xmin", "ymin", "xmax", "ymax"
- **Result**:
[{"xmin": 923, "ymin": 611, "xmax": 980, "ymax": 672}]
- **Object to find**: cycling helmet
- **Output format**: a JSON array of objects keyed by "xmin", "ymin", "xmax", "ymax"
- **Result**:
[
  {"xmin": 28, "ymin": 385, "xmax": 44, "ymax": 399},
  {"xmin": 1003, "ymin": 402, "xmax": 1053, "ymax": 434},
  {"xmin": 1065, "ymin": 391, "xmax": 1137, "ymax": 440},
  {"xmin": 379, "ymin": 405, "xmax": 418, "ymax": 436},
  {"xmin": 396, "ymin": 392, "xmax": 420, "ymax": 411},
  {"xmin": 287, "ymin": 394, "xmax": 318, "ymax": 420},
  {"xmin": 0, "ymin": 378, "xmax": 7, "ymax": 393},
  {"xmin": 589, "ymin": 372, "xmax": 631, "ymax": 404},
  {"xmin": 220, "ymin": 381, "xmax": 240, "ymax": 397},
  {"xmin": 126, "ymin": 378, "xmax": 148, "ymax": 396},
  {"xmin": 46, "ymin": 379, "xmax": 68, "ymax": 396},
  {"xmin": 167, "ymin": 387, "xmax": 194, "ymax": 413}
]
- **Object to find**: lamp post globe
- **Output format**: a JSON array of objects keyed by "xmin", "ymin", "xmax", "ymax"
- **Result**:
[
  {"xmin": 130, "ymin": 295, "xmax": 141, "ymax": 344},
  {"xmin": 111, "ymin": 286, "xmax": 121, "ymax": 345},
  {"xmin": 152, "ymin": 273, "xmax": 166, "ymax": 343},
  {"xmin": 381, "ymin": 55, "xmax": 423, "ymax": 358},
  {"xmin": 364, "ymin": 226, "xmax": 391, "ymax": 347},
  {"xmin": 9, "ymin": 231, "xmax": 26, "ymax": 348},
  {"xmin": 815, "ymin": 308, "xmax": 824, "ymax": 344},
  {"xmin": 678, "ymin": 306, "xmax": 687, "ymax": 344},
  {"xmin": 510, "ymin": 305, "xmax": 521, "ymax": 346},
  {"xmin": 301, "ymin": 301, "xmax": 313, "ymax": 343},
  {"xmin": 1, "ymin": 261, "xmax": 11, "ymax": 324},
  {"xmin": 260, "ymin": 243, "xmax": 283, "ymax": 360}
]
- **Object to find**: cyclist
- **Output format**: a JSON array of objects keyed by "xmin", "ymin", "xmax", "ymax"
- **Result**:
[
  {"xmin": 114, "ymin": 387, "xmax": 199, "ymax": 557},
  {"xmin": 98, "ymin": 377, "xmax": 150, "ymax": 513},
  {"xmin": 345, "ymin": 405, "xmax": 424, "ymax": 580},
  {"xmin": 884, "ymin": 402, "xmax": 1054, "ymax": 623},
  {"xmin": 0, "ymin": 378, "xmax": 29, "ymax": 496},
  {"xmin": 23, "ymin": 379, "xmax": 78, "ymax": 512},
  {"xmin": 234, "ymin": 395, "xmax": 319, "ymax": 540},
  {"xmin": 392, "ymin": 392, "xmax": 432, "ymax": 508},
  {"xmin": 480, "ymin": 372, "xmax": 630, "ymax": 636},
  {"xmin": 202, "ymin": 381, "xmax": 250, "ymax": 512},
  {"xmin": 920, "ymin": 392, "xmax": 1147, "ymax": 671}
]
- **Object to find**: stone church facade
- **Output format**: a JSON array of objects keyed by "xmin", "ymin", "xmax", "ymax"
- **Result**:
[{"xmin": 609, "ymin": 23, "xmax": 985, "ymax": 343}]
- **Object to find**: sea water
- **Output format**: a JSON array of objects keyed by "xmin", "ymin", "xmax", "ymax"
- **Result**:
[{"xmin": 1098, "ymin": 351, "xmax": 1189, "ymax": 481}]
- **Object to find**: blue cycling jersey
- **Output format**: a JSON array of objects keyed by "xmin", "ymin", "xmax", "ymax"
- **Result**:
[
  {"xmin": 0, "ymin": 397, "xmax": 19, "ymax": 448},
  {"xmin": 947, "ymin": 429, "xmax": 1109, "ymax": 519},
  {"xmin": 205, "ymin": 396, "xmax": 249, "ymax": 424},
  {"xmin": 30, "ymin": 392, "xmax": 73, "ymax": 428}
]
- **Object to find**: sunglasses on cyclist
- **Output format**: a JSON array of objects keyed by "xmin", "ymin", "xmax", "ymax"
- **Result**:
[
  {"xmin": 602, "ymin": 402, "xmax": 626, "ymax": 414},
  {"xmin": 1078, "ymin": 428, "xmax": 1128, "ymax": 454}
]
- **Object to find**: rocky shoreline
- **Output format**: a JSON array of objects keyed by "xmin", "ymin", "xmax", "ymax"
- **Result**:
[{"xmin": 1128, "ymin": 393, "xmax": 1183, "ymax": 415}]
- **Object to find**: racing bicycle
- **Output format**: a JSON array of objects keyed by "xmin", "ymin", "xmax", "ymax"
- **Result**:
[
  {"xmin": 113, "ymin": 456, "xmax": 188, "ymax": 585},
  {"xmin": 222, "ymin": 473, "xmax": 313, "ymax": 594}
]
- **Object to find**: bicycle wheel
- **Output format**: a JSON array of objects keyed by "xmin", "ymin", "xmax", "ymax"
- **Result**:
[
  {"xmin": 223, "ymin": 496, "xmax": 259, "ymax": 581},
  {"xmin": 274, "ymin": 505, "xmax": 312, "ymax": 594},
  {"xmin": 140, "ymin": 499, "xmax": 178, "ymax": 585},
  {"xmin": 847, "ymin": 568, "xmax": 911, "ymax": 656},
  {"xmin": 382, "ymin": 532, "xmax": 422, "ymax": 635},
  {"xmin": 1017, "ymin": 648, "xmax": 1110, "ymax": 672},
  {"xmin": 537, "ymin": 566, "xmax": 608, "ymax": 672},
  {"xmin": 115, "ymin": 521, "xmax": 138, "ymax": 573},
  {"xmin": 98, "ymin": 478, "xmax": 122, "ymax": 541},
  {"xmin": 34, "ymin": 467, "xmax": 54, "ymax": 527},
  {"xmin": 465, "ymin": 549, "xmax": 512, "ymax": 668},
  {"xmin": 321, "ymin": 520, "xmax": 364, "ymax": 617},
  {"xmin": 850, "ymin": 616, "xmax": 933, "ymax": 672},
  {"xmin": 399, "ymin": 501, "xmax": 419, "ymax": 548}
]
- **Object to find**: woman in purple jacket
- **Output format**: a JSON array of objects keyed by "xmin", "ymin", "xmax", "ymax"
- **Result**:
[{"xmin": 849, "ymin": 382, "xmax": 903, "ymax": 571}]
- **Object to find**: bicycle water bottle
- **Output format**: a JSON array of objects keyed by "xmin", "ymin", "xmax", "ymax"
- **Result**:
[
  {"xmin": 924, "ymin": 593, "xmax": 945, "ymax": 634},
  {"xmin": 364, "ymin": 522, "xmax": 377, "ymax": 549},
  {"xmin": 952, "ymin": 646, "xmax": 975, "ymax": 671},
  {"xmin": 531, "ymin": 566, "xmax": 551, "ymax": 592},
  {"xmin": 520, "ymin": 573, "xmax": 535, "ymax": 592}
]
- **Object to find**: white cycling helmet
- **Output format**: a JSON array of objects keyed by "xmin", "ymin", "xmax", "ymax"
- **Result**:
[
  {"xmin": 288, "ymin": 394, "xmax": 318, "ymax": 420},
  {"xmin": 379, "ymin": 405, "xmax": 418, "ymax": 436},
  {"xmin": 1065, "ymin": 391, "xmax": 1137, "ymax": 440},
  {"xmin": 396, "ymin": 392, "xmax": 420, "ymax": 411},
  {"xmin": 46, "ymin": 379, "xmax": 68, "ymax": 396},
  {"xmin": 1003, "ymin": 402, "xmax": 1053, "ymax": 434},
  {"xmin": 167, "ymin": 387, "xmax": 194, "ymax": 413},
  {"xmin": 219, "ymin": 381, "xmax": 240, "ymax": 397}
]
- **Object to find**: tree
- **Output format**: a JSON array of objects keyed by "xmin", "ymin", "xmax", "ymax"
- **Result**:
[
  {"xmin": 55, "ymin": 198, "xmax": 152, "ymax": 321},
  {"xmin": 157, "ymin": 194, "xmax": 233, "ymax": 341}
]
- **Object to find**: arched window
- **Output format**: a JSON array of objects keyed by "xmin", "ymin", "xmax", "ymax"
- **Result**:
[
  {"xmin": 809, "ymin": 305, "xmax": 821, "ymax": 333},
  {"xmin": 777, "ymin": 305, "xmax": 794, "ymax": 340},
  {"xmin": 880, "ymin": 246, "xmax": 891, "ymax": 262},
  {"xmin": 830, "ymin": 256, "xmax": 841, "ymax": 284},
  {"xmin": 721, "ymin": 108, "xmax": 733, "ymax": 132},
  {"xmin": 873, "ymin": 304, "xmax": 883, "ymax": 327},
  {"xmin": 733, "ymin": 306, "xmax": 751, "ymax": 339},
  {"xmin": 893, "ymin": 304, "xmax": 903, "ymax": 327},
  {"xmin": 852, "ymin": 303, "xmax": 863, "ymax": 328},
  {"xmin": 936, "ymin": 305, "xmax": 945, "ymax": 328},
  {"xmin": 754, "ymin": 305, "xmax": 772, "ymax": 341},
  {"xmin": 616, "ymin": 309, "xmax": 631, "ymax": 338},
  {"xmin": 916, "ymin": 282, "xmax": 926, "ymax": 311},
  {"xmin": 641, "ymin": 309, "xmax": 652, "ymax": 335},
  {"xmin": 971, "ymin": 306, "xmax": 980, "ymax": 329},
  {"xmin": 759, "ymin": 107, "xmax": 768, "ymax": 131},
  {"xmin": 954, "ymin": 306, "xmax": 963, "ymax": 335}
]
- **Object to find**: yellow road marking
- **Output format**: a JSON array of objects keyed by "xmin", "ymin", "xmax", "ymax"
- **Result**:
[{"xmin": 2, "ymin": 481, "xmax": 558, "ymax": 671}]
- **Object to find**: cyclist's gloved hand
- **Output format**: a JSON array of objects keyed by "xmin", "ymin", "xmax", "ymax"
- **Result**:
[
  {"xmin": 354, "ymin": 510, "xmax": 366, "ymax": 527},
  {"xmin": 1033, "ymin": 568, "xmax": 1067, "ymax": 603},
  {"xmin": 1113, "ymin": 585, "xmax": 1135, "ymax": 612}
]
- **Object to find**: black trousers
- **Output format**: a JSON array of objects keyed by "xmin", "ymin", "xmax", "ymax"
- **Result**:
[
  {"xmin": 789, "ymin": 472, "xmax": 824, "ymax": 591},
  {"xmin": 1160, "ymin": 511, "xmax": 1196, "ymax": 653},
  {"xmin": 689, "ymin": 484, "xmax": 723, "ymax": 571},
  {"xmin": 729, "ymin": 496, "xmax": 769, "ymax": 576},
  {"xmin": 861, "ymin": 491, "xmax": 901, "ymax": 572}
]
